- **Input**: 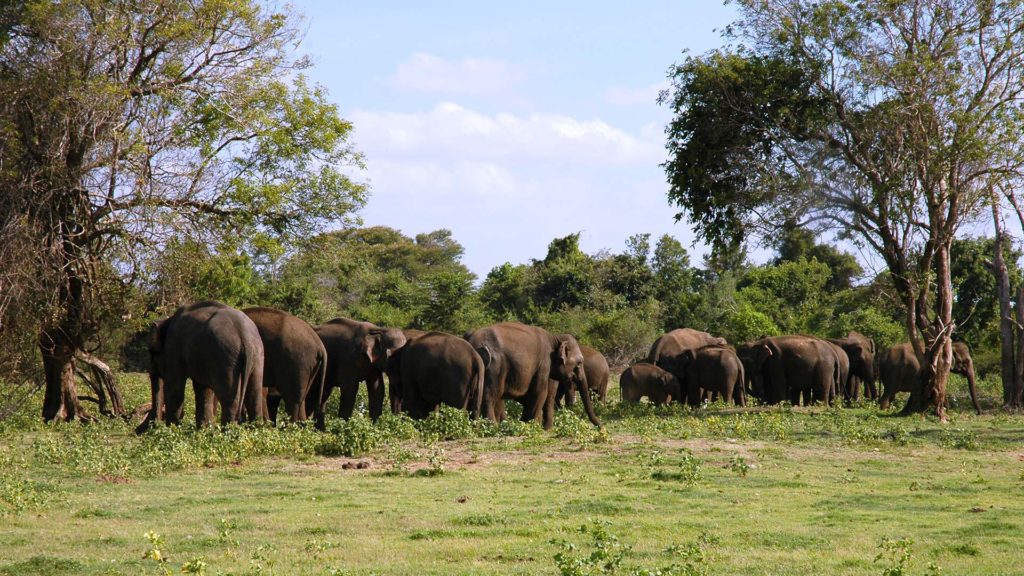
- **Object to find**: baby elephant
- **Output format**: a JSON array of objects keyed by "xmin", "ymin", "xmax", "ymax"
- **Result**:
[{"xmin": 620, "ymin": 363, "xmax": 681, "ymax": 406}]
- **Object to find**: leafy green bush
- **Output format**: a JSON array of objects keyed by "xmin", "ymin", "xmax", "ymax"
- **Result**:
[{"xmin": 416, "ymin": 405, "xmax": 475, "ymax": 441}]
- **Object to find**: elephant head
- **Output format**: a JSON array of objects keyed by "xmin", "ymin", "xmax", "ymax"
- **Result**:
[
  {"xmin": 736, "ymin": 342, "xmax": 773, "ymax": 399},
  {"xmin": 362, "ymin": 327, "xmax": 407, "ymax": 372},
  {"xmin": 553, "ymin": 334, "xmax": 601, "ymax": 427}
]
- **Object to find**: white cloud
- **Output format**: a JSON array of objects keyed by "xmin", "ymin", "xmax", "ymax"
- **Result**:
[
  {"xmin": 351, "ymin": 102, "xmax": 662, "ymax": 167},
  {"xmin": 389, "ymin": 52, "xmax": 526, "ymax": 95},
  {"xmin": 350, "ymin": 102, "xmax": 693, "ymax": 277},
  {"xmin": 605, "ymin": 82, "xmax": 668, "ymax": 107}
]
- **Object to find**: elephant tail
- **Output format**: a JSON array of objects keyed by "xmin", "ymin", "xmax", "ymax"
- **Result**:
[
  {"xmin": 469, "ymin": 347, "xmax": 487, "ymax": 419},
  {"xmin": 312, "ymin": 346, "xmax": 328, "ymax": 430}
]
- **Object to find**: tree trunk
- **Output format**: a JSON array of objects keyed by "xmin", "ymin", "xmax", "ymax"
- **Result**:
[
  {"xmin": 989, "ymin": 196, "xmax": 1017, "ymax": 407},
  {"xmin": 39, "ymin": 330, "xmax": 85, "ymax": 422},
  {"xmin": 1016, "ymin": 285, "xmax": 1024, "ymax": 408},
  {"xmin": 901, "ymin": 244, "xmax": 954, "ymax": 422},
  {"xmin": 74, "ymin": 351, "xmax": 125, "ymax": 418}
]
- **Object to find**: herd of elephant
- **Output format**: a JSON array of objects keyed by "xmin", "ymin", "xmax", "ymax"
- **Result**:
[
  {"xmin": 137, "ymin": 301, "xmax": 982, "ymax": 435},
  {"xmin": 622, "ymin": 329, "xmax": 981, "ymax": 415}
]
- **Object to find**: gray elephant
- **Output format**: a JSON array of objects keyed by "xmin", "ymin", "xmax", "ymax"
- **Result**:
[
  {"xmin": 739, "ymin": 335, "xmax": 838, "ymax": 405},
  {"xmin": 663, "ymin": 345, "xmax": 746, "ymax": 407},
  {"xmin": 736, "ymin": 341, "xmax": 773, "ymax": 400},
  {"xmin": 827, "ymin": 331, "xmax": 877, "ymax": 401},
  {"xmin": 243, "ymin": 307, "xmax": 327, "ymax": 429},
  {"xmin": 555, "ymin": 345, "xmax": 611, "ymax": 406},
  {"xmin": 466, "ymin": 322, "xmax": 600, "ymax": 430},
  {"xmin": 649, "ymin": 328, "xmax": 728, "ymax": 368},
  {"xmin": 385, "ymin": 328, "xmax": 428, "ymax": 415},
  {"xmin": 878, "ymin": 342, "xmax": 981, "ymax": 414},
  {"xmin": 137, "ymin": 301, "xmax": 264, "ymax": 433},
  {"xmin": 396, "ymin": 332, "xmax": 484, "ymax": 419},
  {"xmin": 313, "ymin": 318, "xmax": 407, "ymax": 420},
  {"xmin": 619, "ymin": 363, "xmax": 680, "ymax": 406}
]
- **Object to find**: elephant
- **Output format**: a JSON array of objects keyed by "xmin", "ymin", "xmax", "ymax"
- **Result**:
[
  {"xmin": 649, "ymin": 328, "xmax": 728, "ymax": 367},
  {"xmin": 663, "ymin": 345, "xmax": 746, "ymax": 407},
  {"xmin": 878, "ymin": 341, "xmax": 981, "ymax": 414},
  {"xmin": 555, "ymin": 345, "xmax": 610, "ymax": 406},
  {"xmin": 385, "ymin": 328, "xmax": 428, "ymax": 415},
  {"xmin": 243, "ymin": 307, "xmax": 327, "ymax": 429},
  {"xmin": 827, "ymin": 331, "xmax": 877, "ymax": 401},
  {"xmin": 137, "ymin": 301, "xmax": 264, "ymax": 433},
  {"xmin": 396, "ymin": 331, "xmax": 484, "ymax": 419},
  {"xmin": 739, "ymin": 335, "xmax": 838, "ymax": 405},
  {"xmin": 736, "ymin": 341, "xmax": 773, "ymax": 400},
  {"xmin": 619, "ymin": 363, "xmax": 680, "ymax": 406},
  {"xmin": 466, "ymin": 322, "xmax": 600, "ymax": 430},
  {"xmin": 313, "ymin": 318, "xmax": 407, "ymax": 420}
]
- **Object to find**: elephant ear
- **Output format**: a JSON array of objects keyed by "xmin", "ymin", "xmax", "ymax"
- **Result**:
[
  {"xmin": 557, "ymin": 340, "xmax": 571, "ymax": 365},
  {"xmin": 477, "ymin": 345, "xmax": 492, "ymax": 367},
  {"xmin": 149, "ymin": 320, "xmax": 169, "ymax": 356},
  {"xmin": 362, "ymin": 334, "xmax": 378, "ymax": 363}
]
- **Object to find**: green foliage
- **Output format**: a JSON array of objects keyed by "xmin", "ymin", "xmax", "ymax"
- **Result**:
[
  {"xmin": 737, "ymin": 257, "xmax": 833, "ymax": 335},
  {"xmin": 553, "ymin": 410, "xmax": 608, "ymax": 448},
  {"xmin": 831, "ymin": 307, "xmax": 905, "ymax": 352},
  {"xmin": 552, "ymin": 521, "xmax": 714, "ymax": 576},
  {"xmin": 262, "ymin": 226, "xmax": 482, "ymax": 331},
  {"xmin": 659, "ymin": 50, "xmax": 827, "ymax": 251},
  {"xmin": 416, "ymin": 405, "xmax": 476, "ymax": 441},
  {"xmin": 724, "ymin": 300, "xmax": 780, "ymax": 343}
]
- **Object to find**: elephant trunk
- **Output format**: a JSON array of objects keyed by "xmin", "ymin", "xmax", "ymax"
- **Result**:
[
  {"xmin": 136, "ymin": 368, "xmax": 163, "ymax": 434},
  {"xmin": 575, "ymin": 372, "xmax": 601, "ymax": 428},
  {"xmin": 966, "ymin": 365, "xmax": 981, "ymax": 415}
]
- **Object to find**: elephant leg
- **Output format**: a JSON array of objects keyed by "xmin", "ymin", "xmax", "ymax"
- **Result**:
[
  {"xmin": 367, "ymin": 376, "xmax": 385, "ymax": 421},
  {"xmin": 193, "ymin": 383, "xmax": 216, "ymax": 428},
  {"xmin": 542, "ymin": 381, "xmax": 558, "ymax": 430},
  {"xmin": 520, "ymin": 392, "xmax": 541, "ymax": 424},
  {"xmin": 722, "ymin": 383, "xmax": 733, "ymax": 405},
  {"xmin": 242, "ymin": 371, "xmax": 263, "ymax": 425},
  {"xmin": 164, "ymin": 379, "xmax": 186, "ymax": 426},
  {"xmin": 266, "ymin": 394, "xmax": 284, "ymax": 424},
  {"xmin": 495, "ymin": 398, "xmax": 506, "ymax": 421},
  {"xmin": 336, "ymin": 380, "xmax": 359, "ymax": 419},
  {"xmin": 879, "ymin": 388, "xmax": 895, "ymax": 410}
]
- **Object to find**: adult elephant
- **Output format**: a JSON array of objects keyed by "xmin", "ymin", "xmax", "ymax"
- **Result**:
[
  {"xmin": 619, "ymin": 363, "xmax": 680, "ymax": 406},
  {"xmin": 396, "ymin": 332, "xmax": 484, "ymax": 419},
  {"xmin": 648, "ymin": 328, "xmax": 728, "ymax": 368},
  {"xmin": 736, "ymin": 341, "xmax": 773, "ymax": 401},
  {"xmin": 137, "ymin": 301, "xmax": 264, "ymax": 433},
  {"xmin": 385, "ymin": 328, "xmax": 427, "ymax": 415},
  {"xmin": 555, "ymin": 345, "xmax": 611, "ymax": 406},
  {"xmin": 243, "ymin": 307, "xmax": 326, "ymax": 429},
  {"xmin": 466, "ymin": 322, "xmax": 600, "ymax": 430},
  {"xmin": 663, "ymin": 345, "xmax": 746, "ymax": 407},
  {"xmin": 878, "ymin": 342, "xmax": 981, "ymax": 414},
  {"xmin": 827, "ymin": 332, "xmax": 877, "ymax": 401},
  {"xmin": 739, "ymin": 335, "xmax": 838, "ymax": 405},
  {"xmin": 313, "ymin": 318, "xmax": 407, "ymax": 420}
]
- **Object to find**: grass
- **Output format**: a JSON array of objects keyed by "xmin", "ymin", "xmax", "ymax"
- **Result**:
[{"xmin": 0, "ymin": 373, "xmax": 1023, "ymax": 574}]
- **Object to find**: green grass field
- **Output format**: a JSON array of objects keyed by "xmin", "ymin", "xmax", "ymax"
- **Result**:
[{"xmin": 2, "ymin": 374, "xmax": 1023, "ymax": 575}]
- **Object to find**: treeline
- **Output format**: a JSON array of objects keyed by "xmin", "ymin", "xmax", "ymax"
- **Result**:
[{"xmin": 109, "ymin": 224, "xmax": 1017, "ymax": 376}]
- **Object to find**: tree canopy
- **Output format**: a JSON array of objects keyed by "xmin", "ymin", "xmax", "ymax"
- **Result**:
[
  {"xmin": 0, "ymin": 0, "xmax": 367, "ymax": 420},
  {"xmin": 661, "ymin": 0, "xmax": 1024, "ymax": 418}
]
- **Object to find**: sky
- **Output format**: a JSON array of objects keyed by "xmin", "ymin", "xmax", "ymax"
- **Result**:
[{"xmin": 289, "ymin": 1, "xmax": 740, "ymax": 278}]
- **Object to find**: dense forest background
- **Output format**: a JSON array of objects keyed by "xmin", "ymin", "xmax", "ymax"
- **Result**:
[{"xmin": 104, "ymin": 224, "xmax": 1017, "ymax": 379}]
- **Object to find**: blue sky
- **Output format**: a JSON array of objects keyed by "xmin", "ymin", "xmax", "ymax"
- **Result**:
[{"xmin": 291, "ymin": 1, "xmax": 739, "ymax": 278}]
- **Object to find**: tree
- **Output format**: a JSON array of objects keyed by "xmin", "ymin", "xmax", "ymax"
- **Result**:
[
  {"xmin": 0, "ymin": 1, "xmax": 367, "ymax": 421},
  {"xmin": 661, "ymin": 1, "xmax": 1024, "ymax": 419}
]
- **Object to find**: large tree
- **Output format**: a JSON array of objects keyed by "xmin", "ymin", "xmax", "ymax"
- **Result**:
[
  {"xmin": 0, "ymin": 0, "xmax": 367, "ymax": 421},
  {"xmin": 661, "ymin": 0, "xmax": 1024, "ymax": 419}
]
